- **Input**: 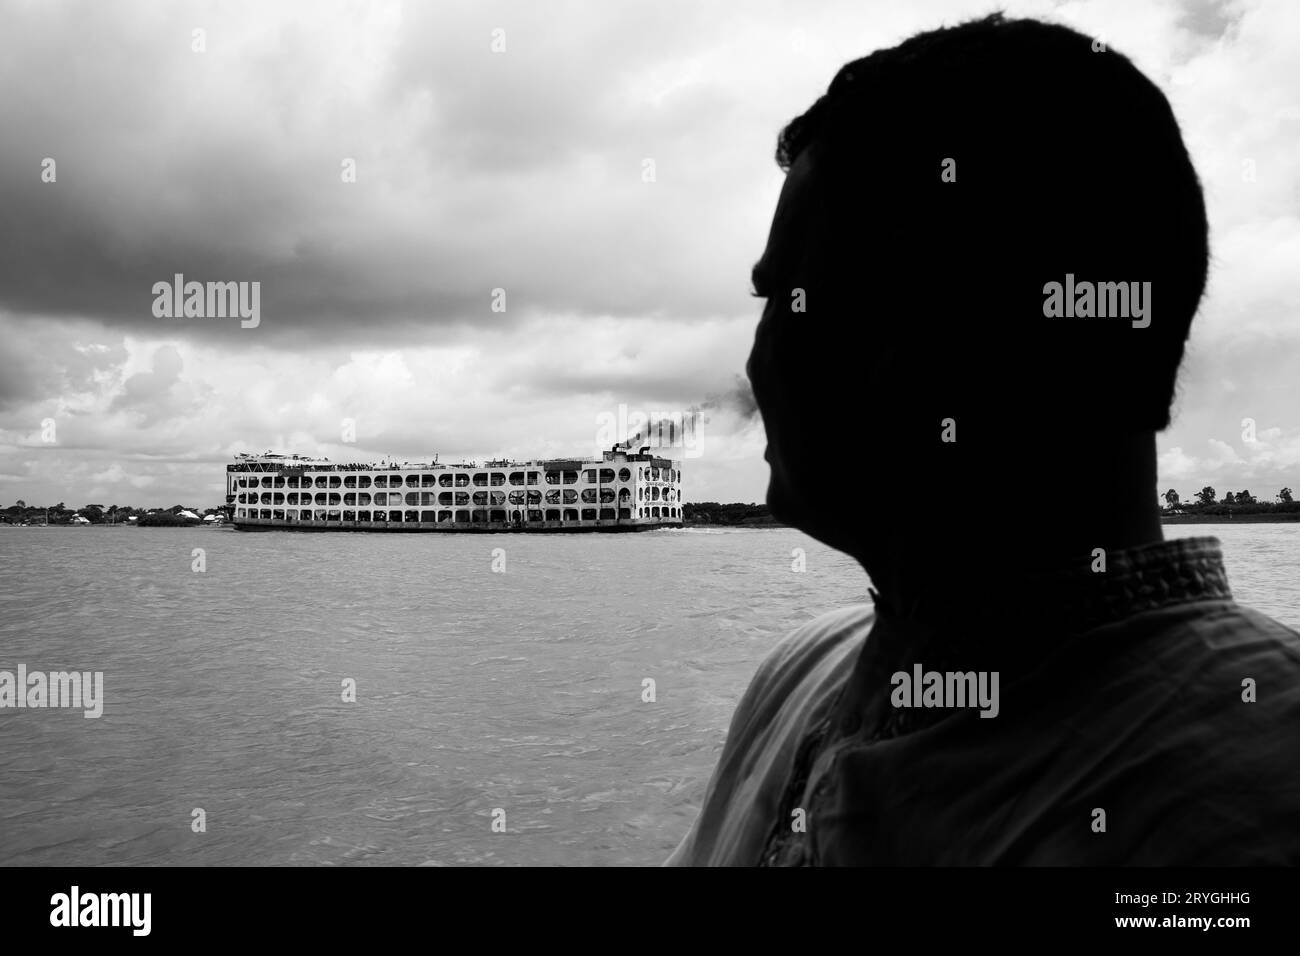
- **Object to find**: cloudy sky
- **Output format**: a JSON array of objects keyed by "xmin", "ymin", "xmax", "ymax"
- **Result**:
[{"xmin": 0, "ymin": 0, "xmax": 1296, "ymax": 509}]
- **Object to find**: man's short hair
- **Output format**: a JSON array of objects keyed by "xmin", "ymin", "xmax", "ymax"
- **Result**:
[{"xmin": 773, "ymin": 14, "xmax": 1208, "ymax": 432}]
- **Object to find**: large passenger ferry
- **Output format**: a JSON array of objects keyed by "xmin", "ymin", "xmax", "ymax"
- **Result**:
[{"xmin": 227, "ymin": 447, "xmax": 683, "ymax": 532}]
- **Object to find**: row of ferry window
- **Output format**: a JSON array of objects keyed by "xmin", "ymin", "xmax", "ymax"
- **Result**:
[
  {"xmin": 233, "ymin": 466, "xmax": 681, "ymax": 490},
  {"xmin": 235, "ymin": 507, "xmax": 681, "ymax": 522},
  {"xmin": 236, "ymin": 487, "xmax": 678, "ymax": 506}
]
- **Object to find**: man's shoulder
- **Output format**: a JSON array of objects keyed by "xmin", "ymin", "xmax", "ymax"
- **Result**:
[
  {"xmin": 736, "ymin": 603, "xmax": 874, "ymax": 727},
  {"xmin": 1016, "ymin": 601, "xmax": 1300, "ymax": 864},
  {"xmin": 761, "ymin": 602, "xmax": 875, "ymax": 677},
  {"xmin": 1187, "ymin": 598, "xmax": 1300, "ymax": 643},
  {"xmin": 1153, "ymin": 600, "xmax": 1300, "ymax": 702},
  {"xmin": 663, "ymin": 603, "xmax": 875, "ymax": 865},
  {"xmin": 723, "ymin": 603, "xmax": 874, "ymax": 768}
]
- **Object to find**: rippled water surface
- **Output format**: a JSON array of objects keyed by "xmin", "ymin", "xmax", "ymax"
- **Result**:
[{"xmin": 1, "ymin": 523, "xmax": 1295, "ymax": 865}]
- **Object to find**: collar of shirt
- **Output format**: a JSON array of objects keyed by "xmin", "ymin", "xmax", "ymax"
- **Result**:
[{"xmin": 833, "ymin": 534, "xmax": 1232, "ymax": 740}]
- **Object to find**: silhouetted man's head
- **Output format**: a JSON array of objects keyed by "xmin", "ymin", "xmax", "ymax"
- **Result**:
[{"xmin": 747, "ymin": 14, "xmax": 1209, "ymax": 552}]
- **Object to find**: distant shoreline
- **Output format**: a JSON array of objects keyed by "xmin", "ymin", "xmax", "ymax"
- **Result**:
[{"xmin": 1161, "ymin": 514, "xmax": 1300, "ymax": 523}]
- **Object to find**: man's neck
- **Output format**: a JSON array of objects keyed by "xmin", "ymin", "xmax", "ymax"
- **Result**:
[{"xmin": 854, "ymin": 430, "xmax": 1164, "ymax": 616}]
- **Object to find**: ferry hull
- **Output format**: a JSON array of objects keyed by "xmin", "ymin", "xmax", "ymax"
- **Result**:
[{"xmin": 233, "ymin": 517, "xmax": 680, "ymax": 533}]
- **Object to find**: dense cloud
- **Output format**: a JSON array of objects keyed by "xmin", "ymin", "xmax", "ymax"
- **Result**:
[{"xmin": 0, "ymin": 0, "xmax": 772, "ymax": 335}]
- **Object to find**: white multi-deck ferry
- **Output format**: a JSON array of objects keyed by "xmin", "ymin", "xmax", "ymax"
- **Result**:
[{"xmin": 227, "ymin": 447, "xmax": 683, "ymax": 532}]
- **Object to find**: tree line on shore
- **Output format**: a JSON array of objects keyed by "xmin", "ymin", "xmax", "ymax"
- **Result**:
[
  {"xmin": 1162, "ymin": 487, "xmax": 1297, "ymax": 516},
  {"xmin": 1, "ymin": 502, "xmax": 228, "ymax": 526},
  {"xmin": 685, "ymin": 490, "xmax": 1300, "ymax": 525},
  {"xmin": 682, "ymin": 501, "xmax": 779, "ymax": 526}
]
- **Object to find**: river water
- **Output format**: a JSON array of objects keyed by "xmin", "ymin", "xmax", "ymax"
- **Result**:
[{"xmin": 1, "ymin": 523, "xmax": 1295, "ymax": 865}]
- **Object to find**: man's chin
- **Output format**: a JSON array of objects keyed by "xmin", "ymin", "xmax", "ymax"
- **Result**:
[
  {"xmin": 768, "ymin": 476, "xmax": 864, "ymax": 555},
  {"xmin": 766, "ymin": 478, "xmax": 805, "ymax": 529}
]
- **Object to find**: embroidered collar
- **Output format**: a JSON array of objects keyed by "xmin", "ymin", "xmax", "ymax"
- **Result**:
[
  {"xmin": 840, "ymin": 535, "xmax": 1235, "ymax": 735},
  {"xmin": 867, "ymin": 535, "xmax": 1232, "ymax": 638}
]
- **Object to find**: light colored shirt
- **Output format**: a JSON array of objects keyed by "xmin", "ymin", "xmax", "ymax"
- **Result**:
[{"xmin": 666, "ymin": 536, "xmax": 1300, "ymax": 865}]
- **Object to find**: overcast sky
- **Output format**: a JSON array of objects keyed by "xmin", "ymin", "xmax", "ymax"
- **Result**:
[{"xmin": 0, "ymin": 0, "xmax": 1296, "ymax": 508}]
